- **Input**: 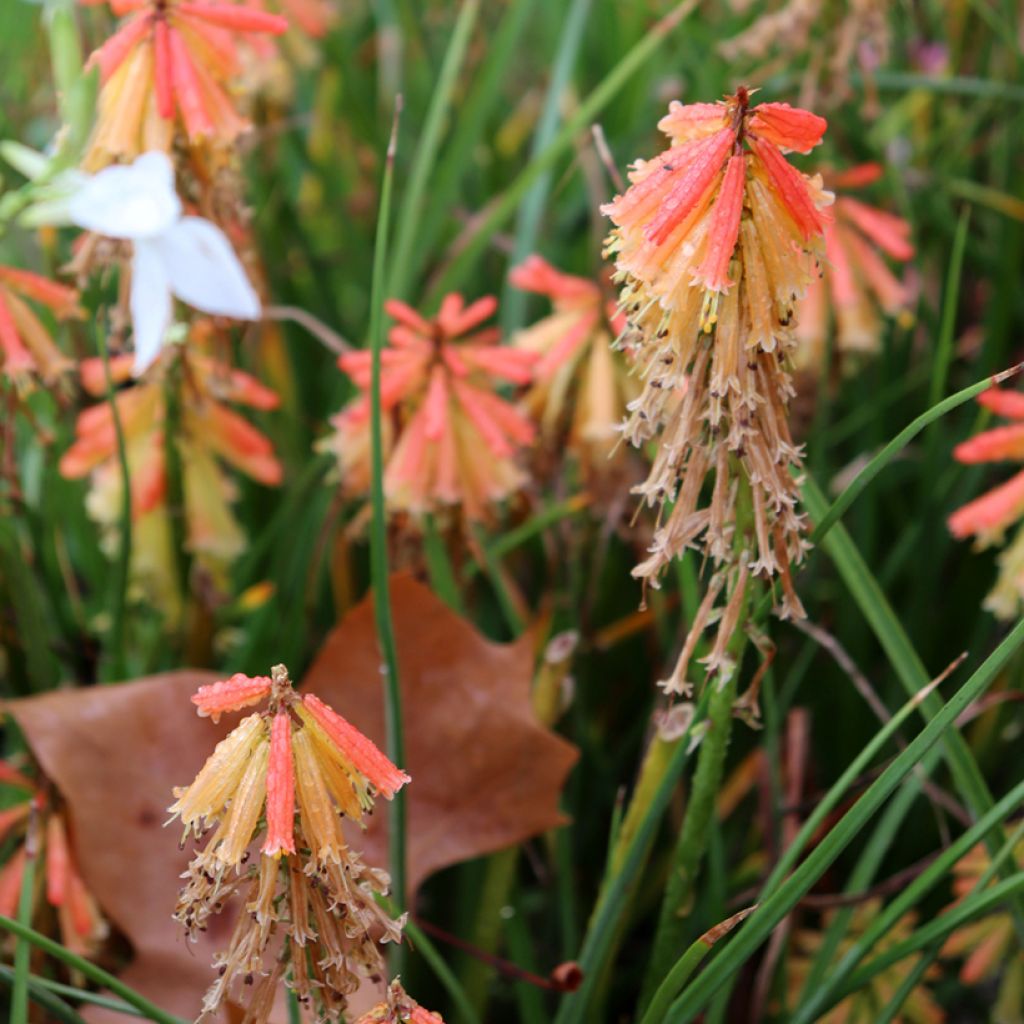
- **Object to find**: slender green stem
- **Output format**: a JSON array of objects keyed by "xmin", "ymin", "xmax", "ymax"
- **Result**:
[
  {"xmin": 404, "ymin": 919, "xmax": 483, "ymax": 1024},
  {"xmin": 927, "ymin": 206, "xmax": 972, "ymax": 408},
  {"xmin": 0, "ymin": 916, "xmax": 187, "ymax": 1024},
  {"xmin": 639, "ymin": 651, "xmax": 743, "ymax": 1009},
  {"xmin": 0, "ymin": 969, "xmax": 141, "ymax": 1018},
  {"xmin": 368, "ymin": 98, "xmax": 408, "ymax": 951},
  {"xmin": 387, "ymin": 0, "xmax": 481, "ymax": 302},
  {"xmin": 11, "ymin": 824, "xmax": 38, "ymax": 1024},
  {"xmin": 97, "ymin": 328, "xmax": 131, "ymax": 681}
]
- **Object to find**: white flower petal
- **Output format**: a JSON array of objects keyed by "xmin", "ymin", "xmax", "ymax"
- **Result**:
[
  {"xmin": 156, "ymin": 217, "xmax": 261, "ymax": 321},
  {"xmin": 130, "ymin": 241, "xmax": 172, "ymax": 376},
  {"xmin": 68, "ymin": 152, "xmax": 181, "ymax": 240}
]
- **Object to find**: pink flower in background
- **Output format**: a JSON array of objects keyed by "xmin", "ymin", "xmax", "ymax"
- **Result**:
[
  {"xmin": 0, "ymin": 265, "xmax": 80, "ymax": 385},
  {"xmin": 510, "ymin": 255, "xmax": 638, "ymax": 478},
  {"xmin": 948, "ymin": 387, "xmax": 1024, "ymax": 618},
  {"xmin": 796, "ymin": 163, "xmax": 915, "ymax": 364},
  {"xmin": 329, "ymin": 294, "xmax": 537, "ymax": 522}
]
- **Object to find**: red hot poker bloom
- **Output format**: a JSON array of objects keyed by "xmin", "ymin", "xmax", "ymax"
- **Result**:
[
  {"xmin": 796, "ymin": 163, "xmax": 915, "ymax": 365},
  {"xmin": 603, "ymin": 90, "xmax": 832, "ymax": 692},
  {"xmin": 948, "ymin": 387, "xmax": 1024, "ymax": 618},
  {"xmin": 329, "ymin": 294, "xmax": 538, "ymax": 523},
  {"xmin": 171, "ymin": 665, "xmax": 409, "ymax": 1022},
  {"xmin": 84, "ymin": 0, "xmax": 287, "ymax": 169}
]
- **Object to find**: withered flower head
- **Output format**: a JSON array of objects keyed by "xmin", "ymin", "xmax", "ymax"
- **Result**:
[
  {"xmin": 170, "ymin": 665, "xmax": 410, "ymax": 1023},
  {"xmin": 602, "ymin": 89, "xmax": 832, "ymax": 693}
]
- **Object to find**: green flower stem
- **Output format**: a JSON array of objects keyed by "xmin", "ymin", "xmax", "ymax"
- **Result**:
[
  {"xmin": 368, "ymin": 98, "xmax": 407, "ymax": 962},
  {"xmin": 96, "ymin": 328, "xmax": 131, "ymax": 682},
  {"xmin": 640, "ymin": 467, "xmax": 756, "ymax": 1011},
  {"xmin": 0, "ymin": 916, "xmax": 186, "ymax": 1024},
  {"xmin": 639, "ymin": 633, "xmax": 746, "ymax": 1010}
]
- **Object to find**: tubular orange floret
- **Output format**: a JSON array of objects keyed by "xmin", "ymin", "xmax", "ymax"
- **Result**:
[
  {"xmin": 953, "ymin": 424, "xmax": 1024, "ymax": 465},
  {"xmin": 693, "ymin": 153, "xmax": 745, "ymax": 292},
  {"xmin": 978, "ymin": 387, "xmax": 1024, "ymax": 420},
  {"xmin": 948, "ymin": 469, "xmax": 1024, "ymax": 539},
  {"xmin": 747, "ymin": 102, "xmax": 827, "ymax": 153},
  {"xmin": 192, "ymin": 673, "xmax": 273, "ymax": 722},
  {"xmin": 262, "ymin": 711, "xmax": 296, "ymax": 857},
  {"xmin": 301, "ymin": 694, "xmax": 410, "ymax": 798},
  {"xmin": 45, "ymin": 815, "xmax": 71, "ymax": 907}
]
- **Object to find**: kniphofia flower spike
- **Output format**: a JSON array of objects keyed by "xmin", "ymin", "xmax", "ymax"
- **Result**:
[
  {"xmin": 0, "ymin": 761, "xmax": 107, "ymax": 958},
  {"xmin": 59, "ymin": 335, "xmax": 281, "ymax": 616},
  {"xmin": 948, "ymin": 386, "xmax": 1024, "ymax": 618},
  {"xmin": 603, "ymin": 88, "xmax": 832, "ymax": 692},
  {"xmin": 328, "ymin": 294, "xmax": 537, "ymax": 522},
  {"xmin": 171, "ymin": 666, "xmax": 409, "ymax": 1023},
  {"xmin": 84, "ymin": 0, "xmax": 287, "ymax": 169},
  {"xmin": 510, "ymin": 255, "xmax": 637, "ymax": 478}
]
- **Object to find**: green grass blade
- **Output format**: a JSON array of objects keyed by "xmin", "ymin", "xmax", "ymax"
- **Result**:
[
  {"xmin": 501, "ymin": 0, "xmax": 593, "ymax": 335},
  {"xmin": 928, "ymin": 206, "xmax": 972, "ymax": 408},
  {"xmin": 11, "ymin": 828, "xmax": 37, "ymax": 1024},
  {"xmin": 368, "ymin": 99, "xmax": 408, "ymax": 950},
  {"xmin": 404, "ymin": 919, "xmax": 483, "ymax": 1024},
  {"xmin": 0, "ymin": 916, "xmax": 187, "ymax": 1024},
  {"xmin": 387, "ymin": 0, "xmax": 481, "ymax": 302},
  {"xmin": 664, "ymin": 615, "xmax": 1024, "ymax": 1021},
  {"xmin": 427, "ymin": 0, "xmax": 698, "ymax": 303}
]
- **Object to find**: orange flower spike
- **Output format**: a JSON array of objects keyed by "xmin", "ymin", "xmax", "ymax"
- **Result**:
[
  {"xmin": 301, "ymin": 693, "xmax": 411, "ymax": 799},
  {"xmin": 192, "ymin": 673, "xmax": 273, "ymax": 722},
  {"xmin": 262, "ymin": 711, "xmax": 296, "ymax": 858}
]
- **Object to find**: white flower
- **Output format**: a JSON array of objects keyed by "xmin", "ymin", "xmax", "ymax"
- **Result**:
[{"xmin": 65, "ymin": 152, "xmax": 260, "ymax": 375}]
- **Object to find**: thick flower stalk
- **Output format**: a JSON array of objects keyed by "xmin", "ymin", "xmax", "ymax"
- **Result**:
[
  {"xmin": 603, "ymin": 88, "xmax": 832, "ymax": 692},
  {"xmin": 325, "ymin": 294, "xmax": 537, "ymax": 523},
  {"xmin": 0, "ymin": 266, "xmax": 80, "ymax": 387},
  {"xmin": 170, "ymin": 666, "xmax": 410, "ymax": 1024},
  {"xmin": 0, "ymin": 762, "xmax": 107, "ymax": 958},
  {"xmin": 59, "ymin": 336, "xmax": 281, "ymax": 615},
  {"xmin": 510, "ymin": 255, "xmax": 638, "ymax": 479},
  {"xmin": 948, "ymin": 387, "xmax": 1024, "ymax": 618},
  {"xmin": 795, "ymin": 162, "xmax": 914, "ymax": 367},
  {"xmin": 83, "ymin": 0, "xmax": 287, "ymax": 170}
]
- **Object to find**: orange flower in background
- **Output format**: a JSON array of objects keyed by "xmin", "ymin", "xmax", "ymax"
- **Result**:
[
  {"xmin": 603, "ymin": 88, "xmax": 832, "ymax": 691},
  {"xmin": 940, "ymin": 836, "xmax": 1024, "ymax": 1006},
  {"xmin": 171, "ymin": 665, "xmax": 408, "ymax": 1024},
  {"xmin": 787, "ymin": 901, "xmax": 944, "ymax": 1023},
  {"xmin": 0, "ymin": 761, "xmax": 107, "ymax": 958},
  {"xmin": 948, "ymin": 386, "xmax": 1024, "ymax": 618},
  {"xmin": 0, "ymin": 265, "xmax": 80, "ymax": 386},
  {"xmin": 83, "ymin": 0, "xmax": 287, "ymax": 169},
  {"xmin": 510, "ymin": 255, "xmax": 638, "ymax": 478},
  {"xmin": 796, "ymin": 163, "xmax": 915, "ymax": 365},
  {"xmin": 58, "ymin": 336, "xmax": 281, "ymax": 617},
  {"xmin": 327, "ymin": 294, "xmax": 537, "ymax": 523}
]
